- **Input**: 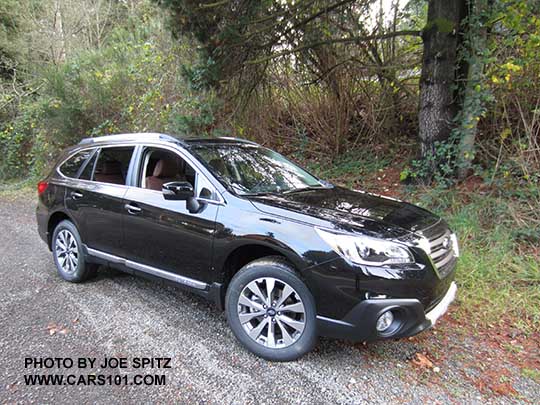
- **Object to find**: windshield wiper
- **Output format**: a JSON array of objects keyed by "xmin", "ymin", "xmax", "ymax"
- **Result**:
[
  {"xmin": 241, "ymin": 191, "xmax": 281, "ymax": 197},
  {"xmin": 282, "ymin": 185, "xmax": 328, "ymax": 194}
]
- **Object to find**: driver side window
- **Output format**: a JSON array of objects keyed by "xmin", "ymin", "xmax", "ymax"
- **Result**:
[
  {"xmin": 139, "ymin": 147, "xmax": 219, "ymax": 201},
  {"xmin": 139, "ymin": 148, "xmax": 195, "ymax": 191}
]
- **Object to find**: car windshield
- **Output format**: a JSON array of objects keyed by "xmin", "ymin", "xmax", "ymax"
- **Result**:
[{"xmin": 191, "ymin": 144, "xmax": 325, "ymax": 195}]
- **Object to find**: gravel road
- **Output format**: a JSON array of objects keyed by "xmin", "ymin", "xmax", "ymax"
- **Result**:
[{"xmin": 0, "ymin": 191, "xmax": 537, "ymax": 404}]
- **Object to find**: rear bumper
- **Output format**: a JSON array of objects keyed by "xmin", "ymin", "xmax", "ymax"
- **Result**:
[{"xmin": 317, "ymin": 282, "xmax": 457, "ymax": 341}]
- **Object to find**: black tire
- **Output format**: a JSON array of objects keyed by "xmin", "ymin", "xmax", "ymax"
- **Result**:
[
  {"xmin": 51, "ymin": 220, "xmax": 98, "ymax": 283},
  {"xmin": 225, "ymin": 256, "xmax": 317, "ymax": 361}
]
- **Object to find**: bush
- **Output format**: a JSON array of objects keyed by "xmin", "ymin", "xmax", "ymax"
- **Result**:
[{"xmin": 0, "ymin": 8, "xmax": 221, "ymax": 180}]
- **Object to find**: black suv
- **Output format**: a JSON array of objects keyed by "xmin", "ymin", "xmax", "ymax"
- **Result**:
[{"xmin": 37, "ymin": 133, "xmax": 458, "ymax": 361}]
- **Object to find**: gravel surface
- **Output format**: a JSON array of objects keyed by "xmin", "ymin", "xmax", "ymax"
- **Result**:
[{"xmin": 0, "ymin": 192, "xmax": 537, "ymax": 404}]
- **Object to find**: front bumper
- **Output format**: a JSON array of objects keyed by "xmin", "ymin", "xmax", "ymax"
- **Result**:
[{"xmin": 317, "ymin": 281, "xmax": 457, "ymax": 341}]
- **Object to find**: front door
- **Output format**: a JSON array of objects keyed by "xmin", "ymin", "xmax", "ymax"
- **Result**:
[{"xmin": 121, "ymin": 146, "xmax": 220, "ymax": 283}]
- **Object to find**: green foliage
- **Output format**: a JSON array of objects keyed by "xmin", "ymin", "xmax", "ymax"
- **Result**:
[
  {"xmin": 0, "ymin": 3, "xmax": 222, "ymax": 180},
  {"xmin": 522, "ymin": 368, "xmax": 540, "ymax": 383},
  {"xmin": 0, "ymin": 0, "xmax": 27, "ymax": 78},
  {"xmin": 401, "ymin": 137, "xmax": 461, "ymax": 187},
  {"xmin": 156, "ymin": 0, "xmax": 276, "ymax": 88}
]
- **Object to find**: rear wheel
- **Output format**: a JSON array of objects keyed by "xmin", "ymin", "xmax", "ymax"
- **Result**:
[
  {"xmin": 52, "ymin": 220, "xmax": 97, "ymax": 282},
  {"xmin": 225, "ymin": 257, "xmax": 317, "ymax": 361}
]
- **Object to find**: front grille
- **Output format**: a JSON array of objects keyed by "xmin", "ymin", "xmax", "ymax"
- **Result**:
[{"xmin": 421, "ymin": 221, "xmax": 457, "ymax": 279}]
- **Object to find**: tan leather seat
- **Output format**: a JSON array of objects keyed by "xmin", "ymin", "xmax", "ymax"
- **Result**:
[
  {"xmin": 94, "ymin": 161, "xmax": 124, "ymax": 185},
  {"xmin": 146, "ymin": 158, "xmax": 185, "ymax": 191}
]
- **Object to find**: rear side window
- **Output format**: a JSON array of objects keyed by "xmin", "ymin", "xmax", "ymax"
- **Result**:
[
  {"xmin": 93, "ymin": 146, "xmax": 134, "ymax": 185},
  {"xmin": 59, "ymin": 150, "xmax": 94, "ymax": 178}
]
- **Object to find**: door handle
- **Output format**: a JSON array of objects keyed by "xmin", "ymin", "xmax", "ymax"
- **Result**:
[
  {"xmin": 124, "ymin": 203, "xmax": 142, "ymax": 214},
  {"xmin": 70, "ymin": 191, "xmax": 83, "ymax": 199}
]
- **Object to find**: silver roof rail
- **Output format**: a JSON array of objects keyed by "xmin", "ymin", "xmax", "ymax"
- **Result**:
[
  {"xmin": 78, "ymin": 133, "xmax": 184, "ymax": 145},
  {"xmin": 214, "ymin": 137, "xmax": 258, "ymax": 145}
]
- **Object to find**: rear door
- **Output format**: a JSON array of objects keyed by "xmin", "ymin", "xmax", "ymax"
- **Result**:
[
  {"xmin": 64, "ymin": 145, "xmax": 135, "ymax": 257},
  {"xmin": 121, "ymin": 145, "xmax": 221, "ymax": 284}
]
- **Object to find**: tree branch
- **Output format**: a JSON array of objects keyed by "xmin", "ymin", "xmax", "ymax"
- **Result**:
[
  {"xmin": 196, "ymin": 0, "xmax": 229, "ymax": 10},
  {"xmin": 247, "ymin": 30, "xmax": 421, "ymax": 64},
  {"xmin": 290, "ymin": 0, "xmax": 356, "ymax": 31}
]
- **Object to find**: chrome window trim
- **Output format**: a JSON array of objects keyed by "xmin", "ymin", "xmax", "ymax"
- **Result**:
[
  {"xmin": 56, "ymin": 143, "xmax": 137, "ymax": 186},
  {"xmin": 54, "ymin": 141, "xmax": 226, "ymax": 204},
  {"xmin": 86, "ymin": 247, "xmax": 208, "ymax": 290}
]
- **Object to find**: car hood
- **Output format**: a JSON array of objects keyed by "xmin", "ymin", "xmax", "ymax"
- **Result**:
[{"xmin": 247, "ymin": 186, "xmax": 439, "ymax": 235}]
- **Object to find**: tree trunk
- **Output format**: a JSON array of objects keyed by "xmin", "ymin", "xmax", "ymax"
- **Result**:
[
  {"xmin": 456, "ymin": 52, "xmax": 485, "ymax": 179},
  {"xmin": 52, "ymin": 0, "xmax": 66, "ymax": 64},
  {"xmin": 418, "ymin": 0, "xmax": 467, "ymax": 176},
  {"xmin": 456, "ymin": 0, "xmax": 490, "ymax": 180}
]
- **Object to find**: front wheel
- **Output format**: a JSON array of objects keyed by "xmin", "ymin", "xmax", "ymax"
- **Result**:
[
  {"xmin": 225, "ymin": 257, "xmax": 317, "ymax": 361},
  {"xmin": 52, "ymin": 220, "xmax": 98, "ymax": 283}
]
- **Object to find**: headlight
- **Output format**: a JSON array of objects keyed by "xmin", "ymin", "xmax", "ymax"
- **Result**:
[{"xmin": 315, "ymin": 228, "xmax": 414, "ymax": 265}]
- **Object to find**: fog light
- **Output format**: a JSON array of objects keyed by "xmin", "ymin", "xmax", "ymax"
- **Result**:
[{"xmin": 376, "ymin": 311, "xmax": 394, "ymax": 332}]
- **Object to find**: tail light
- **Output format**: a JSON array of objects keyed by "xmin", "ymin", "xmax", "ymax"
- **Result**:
[{"xmin": 37, "ymin": 181, "xmax": 49, "ymax": 195}]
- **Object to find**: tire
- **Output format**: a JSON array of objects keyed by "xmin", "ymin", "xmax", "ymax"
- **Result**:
[
  {"xmin": 52, "ymin": 220, "xmax": 98, "ymax": 283},
  {"xmin": 225, "ymin": 256, "xmax": 317, "ymax": 361}
]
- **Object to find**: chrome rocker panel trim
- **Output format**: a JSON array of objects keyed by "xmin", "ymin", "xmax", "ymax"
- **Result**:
[{"xmin": 86, "ymin": 247, "xmax": 208, "ymax": 290}]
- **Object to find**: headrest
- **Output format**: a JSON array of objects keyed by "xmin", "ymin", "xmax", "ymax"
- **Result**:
[
  {"xmin": 99, "ymin": 161, "xmax": 121, "ymax": 175},
  {"xmin": 153, "ymin": 158, "xmax": 178, "ymax": 178}
]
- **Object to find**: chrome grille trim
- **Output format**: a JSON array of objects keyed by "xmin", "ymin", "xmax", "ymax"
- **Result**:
[
  {"xmin": 435, "ymin": 250, "xmax": 454, "ymax": 269},
  {"xmin": 419, "ymin": 222, "xmax": 457, "ymax": 278},
  {"xmin": 430, "ymin": 247, "xmax": 448, "ymax": 260}
]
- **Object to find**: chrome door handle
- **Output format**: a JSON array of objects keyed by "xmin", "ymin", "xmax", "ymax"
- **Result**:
[
  {"xmin": 124, "ymin": 203, "xmax": 142, "ymax": 214},
  {"xmin": 70, "ymin": 191, "xmax": 83, "ymax": 199}
]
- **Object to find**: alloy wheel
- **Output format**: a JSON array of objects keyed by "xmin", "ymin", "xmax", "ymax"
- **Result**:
[
  {"xmin": 237, "ymin": 277, "xmax": 306, "ymax": 348},
  {"xmin": 55, "ymin": 229, "xmax": 79, "ymax": 274}
]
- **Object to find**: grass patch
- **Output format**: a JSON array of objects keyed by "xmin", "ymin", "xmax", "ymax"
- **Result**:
[
  {"xmin": 0, "ymin": 179, "xmax": 36, "ymax": 200},
  {"xmin": 304, "ymin": 149, "xmax": 393, "ymax": 187},
  {"xmin": 414, "ymin": 188, "xmax": 540, "ymax": 332}
]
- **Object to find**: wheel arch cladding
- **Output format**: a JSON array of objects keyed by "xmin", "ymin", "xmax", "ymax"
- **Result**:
[
  {"xmin": 47, "ymin": 211, "xmax": 73, "ymax": 249},
  {"xmin": 220, "ymin": 244, "xmax": 292, "ymax": 285}
]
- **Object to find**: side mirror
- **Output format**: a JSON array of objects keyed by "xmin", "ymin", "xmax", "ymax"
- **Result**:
[{"xmin": 162, "ymin": 181, "xmax": 194, "ymax": 200}]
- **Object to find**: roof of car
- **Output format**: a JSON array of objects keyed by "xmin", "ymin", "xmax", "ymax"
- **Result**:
[{"xmin": 78, "ymin": 133, "xmax": 258, "ymax": 147}]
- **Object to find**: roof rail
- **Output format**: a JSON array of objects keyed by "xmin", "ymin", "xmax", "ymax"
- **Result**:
[
  {"xmin": 215, "ymin": 137, "xmax": 258, "ymax": 145},
  {"xmin": 78, "ymin": 133, "xmax": 184, "ymax": 145}
]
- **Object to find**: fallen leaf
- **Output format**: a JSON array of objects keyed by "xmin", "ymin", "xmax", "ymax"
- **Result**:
[
  {"xmin": 46, "ymin": 323, "xmax": 58, "ymax": 336},
  {"xmin": 490, "ymin": 382, "xmax": 517, "ymax": 396},
  {"xmin": 412, "ymin": 353, "xmax": 434, "ymax": 369}
]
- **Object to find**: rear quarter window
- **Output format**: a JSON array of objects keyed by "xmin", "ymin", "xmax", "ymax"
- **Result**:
[{"xmin": 59, "ymin": 150, "xmax": 94, "ymax": 178}]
